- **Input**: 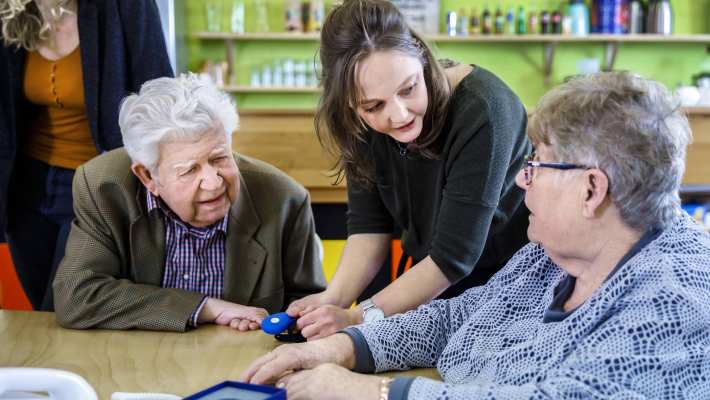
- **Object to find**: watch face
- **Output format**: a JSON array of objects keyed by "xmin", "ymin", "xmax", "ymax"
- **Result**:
[{"xmin": 363, "ymin": 307, "xmax": 385, "ymax": 323}]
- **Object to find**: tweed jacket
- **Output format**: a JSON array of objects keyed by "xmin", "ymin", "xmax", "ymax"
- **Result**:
[
  {"xmin": 53, "ymin": 149, "xmax": 326, "ymax": 331},
  {"xmin": 0, "ymin": 0, "xmax": 173, "ymax": 233}
]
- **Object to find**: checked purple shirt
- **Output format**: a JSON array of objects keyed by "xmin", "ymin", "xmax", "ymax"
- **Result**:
[{"xmin": 146, "ymin": 192, "xmax": 228, "ymax": 327}]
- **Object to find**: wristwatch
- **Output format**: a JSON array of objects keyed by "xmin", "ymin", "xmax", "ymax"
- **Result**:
[{"xmin": 361, "ymin": 298, "xmax": 385, "ymax": 323}]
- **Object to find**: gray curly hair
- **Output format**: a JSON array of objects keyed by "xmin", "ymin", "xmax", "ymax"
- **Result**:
[
  {"xmin": 119, "ymin": 73, "xmax": 239, "ymax": 173},
  {"xmin": 529, "ymin": 71, "xmax": 691, "ymax": 230}
]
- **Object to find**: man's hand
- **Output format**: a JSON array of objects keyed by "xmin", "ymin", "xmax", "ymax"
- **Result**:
[
  {"xmin": 241, "ymin": 333, "xmax": 356, "ymax": 385},
  {"xmin": 197, "ymin": 298, "xmax": 268, "ymax": 331}
]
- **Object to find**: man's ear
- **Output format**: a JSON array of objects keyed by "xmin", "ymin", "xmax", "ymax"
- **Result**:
[
  {"xmin": 131, "ymin": 163, "xmax": 159, "ymax": 196},
  {"xmin": 581, "ymin": 169, "xmax": 610, "ymax": 219}
]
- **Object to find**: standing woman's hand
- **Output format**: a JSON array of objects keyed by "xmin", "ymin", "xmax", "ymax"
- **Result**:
[
  {"xmin": 296, "ymin": 305, "xmax": 362, "ymax": 340},
  {"xmin": 286, "ymin": 291, "xmax": 340, "ymax": 318}
]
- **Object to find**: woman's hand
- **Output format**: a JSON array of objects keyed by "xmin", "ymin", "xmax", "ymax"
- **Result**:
[
  {"xmin": 286, "ymin": 291, "xmax": 340, "ymax": 318},
  {"xmin": 241, "ymin": 333, "xmax": 355, "ymax": 385},
  {"xmin": 276, "ymin": 364, "xmax": 381, "ymax": 400},
  {"xmin": 297, "ymin": 305, "xmax": 362, "ymax": 340}
]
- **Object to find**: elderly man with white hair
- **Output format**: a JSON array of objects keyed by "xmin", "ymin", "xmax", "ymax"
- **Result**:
[{"xmin": 53, "ymin": 74, "xmax": 326, "ymax": 331}]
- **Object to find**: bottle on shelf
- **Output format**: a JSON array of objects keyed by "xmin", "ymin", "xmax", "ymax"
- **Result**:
[
  {"xmin": 470, "ymin": 7, "xmax": 481, "ymax": 35},
  {"xmin": 540, "ymin": 2, "xmax": 551, "ymax": 34},
  {"xmin": 528, "ymin": 1, "xmax": 540, "ymax": 34},
  {"xmin": 494, "ymin": 4, "xmax": 505, "ymax": 34},
  {"xmin": 253, "ymin": 0, "xmax": 269, "ymax": 32},
  {"xmin": 272, "ymin": 59, "xmax": 284, "ymax": 86},
  {"xmin": 284, "ymin": 0, "xmax": 302, "ymax": 32},
  {"xmin": 551, "ymin": 2, "xmax": 563, "ymax": 34},
  {"xmin": 301, "ymin": 1, "xmax": 311, "ymax": 32},
  {"xmin": 458, "ymin": 8, "xmax": 470, "ymax": 36},
  {"xmin": 516, "ymin": 5, "xmax": 527, "ymax": 34},
  {"xmin": 647, "ymin": 0, "xmax": 672, "ymax": 35},
  {"xmin": 482, "ymin": 3, "xmax": 493, "ymax": 35},
  {"xmin": 629, "ymin": 0, "xmax": 645, "ymax": 34},
  {"xmin": 446, "ymin": 10, "xmax": 458, "ymax": 36},
  {"xmin": 261, "ymin": 63, "xmax": 273, "ymax": 87},
  {"xmin": 569, "ymin": 0, "xmax": 590, "ymax": 36},
  {"xmin": 229, "ymin": 0, "xmax": 245, "ymax": 34},
  {"xmin": 506, "ymin": 5, "xmax": 516, "ymax": 35}
]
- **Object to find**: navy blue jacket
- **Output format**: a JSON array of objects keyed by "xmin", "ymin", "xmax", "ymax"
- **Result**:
[{"xmin": 0, "ymin": 0, "xmax": 173, "ymax": 232}]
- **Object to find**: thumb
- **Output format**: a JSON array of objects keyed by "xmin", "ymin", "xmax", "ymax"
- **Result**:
[{"xmin": 286, "ymin": 300, "xmax": 304, "ymax": 317}]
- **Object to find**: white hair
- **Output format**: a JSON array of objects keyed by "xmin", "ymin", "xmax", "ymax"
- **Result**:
[{"xmin": 118, "ymin": 73, "xmax": 238, "ymax": 172}]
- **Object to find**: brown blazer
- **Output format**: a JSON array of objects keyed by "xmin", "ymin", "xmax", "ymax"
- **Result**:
[{"xmin": 53, "ymin": 149, "xmax": 325, "ymax": 331}]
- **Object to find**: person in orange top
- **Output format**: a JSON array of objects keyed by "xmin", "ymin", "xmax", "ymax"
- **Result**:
[{"xmin": 0, "ymin": 0, "xmax": 173, "ymax": 310}]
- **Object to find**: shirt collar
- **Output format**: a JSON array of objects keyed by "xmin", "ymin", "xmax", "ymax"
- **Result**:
[{"xmin": 145, "ymin": 190, "xmax": 229, "ymax": 235}]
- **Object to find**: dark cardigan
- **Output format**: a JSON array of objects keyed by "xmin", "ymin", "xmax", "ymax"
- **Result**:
[
  {"xmin": 347, "ymin": 66, "xmax": 531, "ymax": 298},
  {"xmin": 0, "ymin": 0, "xmax": 174, "ymax": 232}
]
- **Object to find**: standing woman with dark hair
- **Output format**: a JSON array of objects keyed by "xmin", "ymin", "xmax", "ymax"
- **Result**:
[
  {"xmin": 287, "ymin": 0, "xmax": 531, "ymax": 339},
  {"xmin": 0, "ymin": 0, "xmax": 173, "ymax": 311}
]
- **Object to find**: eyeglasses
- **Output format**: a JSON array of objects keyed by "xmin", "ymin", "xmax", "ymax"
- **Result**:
[{"xmin": 522, "ymin": 152, "xmax": 590, "ymax": 186}]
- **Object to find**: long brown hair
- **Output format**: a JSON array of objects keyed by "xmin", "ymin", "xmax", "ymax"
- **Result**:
[{"xmin": 315, "ymin": 0, "xmax": 451, "ymax": 187}]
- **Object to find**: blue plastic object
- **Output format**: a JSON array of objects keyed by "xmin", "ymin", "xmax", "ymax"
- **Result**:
[
  {"xmin": 183, "ymin": 380, "xmax": 286, "ymax": 400},
  {"xmin": 261, "ymin": 312, "xmax": 296, "ymax": 335}
]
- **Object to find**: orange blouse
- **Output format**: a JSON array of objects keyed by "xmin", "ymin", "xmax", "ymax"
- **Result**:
[{"xmin": 23, "ymin": 46, "xmax": 97, "ymax": 169}]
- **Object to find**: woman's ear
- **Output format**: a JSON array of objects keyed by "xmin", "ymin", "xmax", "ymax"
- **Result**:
[
  {"xmin": 131, "ymin": 163, "xmax": 159, "ymax": 196},
  {"xmin": 581, "ymin": 169, "xmax": 610, "ymax": 219}
]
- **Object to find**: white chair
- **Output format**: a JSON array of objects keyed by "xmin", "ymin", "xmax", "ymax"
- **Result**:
[{"xmin": 0, "ymin": 368, "xmax": 97, "ymax": 400}]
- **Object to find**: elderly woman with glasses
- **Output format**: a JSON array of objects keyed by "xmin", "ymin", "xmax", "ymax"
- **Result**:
[{"xmin": 241, "ymin": 71, "xmax": 710, "ymax": 399}]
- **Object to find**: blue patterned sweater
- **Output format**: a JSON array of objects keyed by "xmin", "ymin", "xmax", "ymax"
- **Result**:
[{"xmin": 348, "ymin": 213, "xmax": 710, "ymax": 399}]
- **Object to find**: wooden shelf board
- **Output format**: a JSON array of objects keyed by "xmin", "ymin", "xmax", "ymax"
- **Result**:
[
  {"xmin": 683, "ymin": 107, "xmax": 710, "ymax": 116},
  {"xmin": 194, "ymin": 32, "xmax": 320, "ymax": 40},
  {"xmin": 222, "ymin": 85, "xmax": 321, "ymax": 93},
  {"xmin": 194, "ymin": 32, "xmax": 710, "ymax": 43}
]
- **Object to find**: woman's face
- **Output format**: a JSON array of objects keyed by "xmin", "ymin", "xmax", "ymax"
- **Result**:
[
  {"xmin": 354, "ymin": 50, "xmax": 428, "ymax": 144},
  {"xmin": 515, "ymin": 144, "xmax": 585, "ymax": 254}
]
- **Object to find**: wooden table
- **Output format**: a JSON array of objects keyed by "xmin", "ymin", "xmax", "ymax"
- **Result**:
[{"xmin": 0, "ymin": 310, "xmax": 439, "ymax": 399}]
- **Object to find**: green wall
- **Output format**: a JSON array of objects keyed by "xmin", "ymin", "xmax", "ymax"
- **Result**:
[{"xmin": 186, "ymin": 0, "xmax": 710, "ymax": 109}]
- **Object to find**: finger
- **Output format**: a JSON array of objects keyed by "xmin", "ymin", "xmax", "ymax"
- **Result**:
[
  {"xmin": 238, "ymin": 319, "xmax": 251, "ymax": 331},
  {"xmin": 250, "ymin": 350, "xmax": 303, "ymax": 385},
  {"xmin": 229, "ymin": 319, "xmax": 242, "ymax": 330},
  {"xmin": 252, "ymin": 308, "xmax": 268, "ymax": 322},
  {"xmin": 298, "ymin": 305, "xmax": 316, "ymax": 317},
  {"xmin": 300, "ymin": 319, "xmax": 328, "ymax": 339},
  {"xmin": 296, "ymin": 307, "xmax": 324, "ymax": 330},
  {"xmin": 240, "ymin": 351, "xmax": 278, "ymax": 382},
  {"xmin": 286, "ymin": 300, "xmax": 304, "ymax": 317},
  {"xmin": 248, "ymin": 321, "xmax": 259, "ymax": 330},
  {"xmin": 281, "ymin": 371, "xmax": 310, "ymax": 400},
  {"xmin": 275, "ymin": 370, "xmax": 300, "ymax": 387}
]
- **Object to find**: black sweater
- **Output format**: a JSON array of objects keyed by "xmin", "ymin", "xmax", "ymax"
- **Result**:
[{"xmin": 347, "ymin": 66, "xmax": 531, "ymax": 297}]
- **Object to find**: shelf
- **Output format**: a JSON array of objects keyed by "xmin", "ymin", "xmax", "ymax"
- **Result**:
[
  {"xmin": 222, "ymin": 85, "xmax": 321, "ymax": 93},
  {"xmin": 195, "ymin": 32, "xmax": 710, "ymax": 87},
  {"xmin": 194, "ymin": 32, "xmax": 710, "ymax": 43},
  {"xmin": 429, "ymin": 34, "xmax": 710, "ymax": 43},
  {"xmin": 683, "ymin": 107, "xmax": 710, "ymax": 116},
  {"xmin": 680, "ymin": 184, "xmax": 710, "ymax": 197},
  {"xmin": 194, "ymin": 32, "xmax": 320, "ymax": 41}
]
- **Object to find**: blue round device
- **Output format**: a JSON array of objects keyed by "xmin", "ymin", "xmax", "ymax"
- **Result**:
[{"xmin": 262, "ymin": 312, "xmax": 296, "ymax": 334}]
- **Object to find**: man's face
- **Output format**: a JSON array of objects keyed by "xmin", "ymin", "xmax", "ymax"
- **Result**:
[{"xmin": 139, "ymin": 126, "xmax": 239, "ymax": 227}]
